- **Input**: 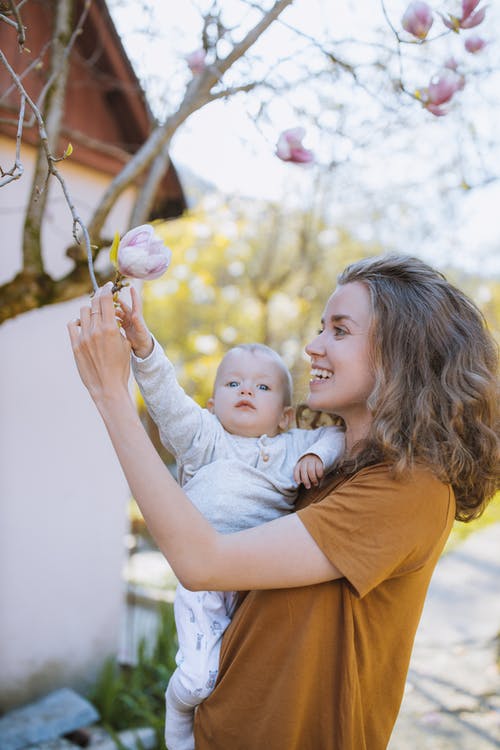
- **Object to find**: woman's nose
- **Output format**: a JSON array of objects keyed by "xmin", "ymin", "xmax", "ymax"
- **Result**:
[{"xmin": 305, "ymin": 333, "xmax": 323, "ymax": 357}]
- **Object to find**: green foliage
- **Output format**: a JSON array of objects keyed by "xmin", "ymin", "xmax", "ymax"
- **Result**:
[
  {"xmin": 146, "ymin": 196, "xmax": 380, "ymax": 409},
  {"xmin": 89, "ymin": 602, "xmax": 178, "ymax": 745},
  {"xmin": 445, "ymin": 493, "xmax": 500, "ymax": 553}
]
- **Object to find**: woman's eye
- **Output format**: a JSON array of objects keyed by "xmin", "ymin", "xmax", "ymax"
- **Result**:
[
  {"xmin": 317, "ymin": 328, "xmax": 324, "ymax": 335},
  {"xmin": 257, "ymin": 384, "xmax": 270, "ymax": 391},
  {"xmin": 333, "ymin": 327, "xmax": 347, "ymax": 337}
]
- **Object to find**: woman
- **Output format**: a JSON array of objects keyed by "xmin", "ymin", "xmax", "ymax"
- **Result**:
[{"xmin": 68, "ymin": 255, "xmax": 499, "ymax": 749}]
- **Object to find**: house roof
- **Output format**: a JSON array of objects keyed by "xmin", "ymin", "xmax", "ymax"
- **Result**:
[{"xmin": 0, "ymin": 0, "xmax": 186, "ymax": 219}]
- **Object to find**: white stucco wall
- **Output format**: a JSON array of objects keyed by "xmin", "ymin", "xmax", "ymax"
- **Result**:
[{"xmin": 0, "ymin": 136, "xmax": 135, "ymax": 709}]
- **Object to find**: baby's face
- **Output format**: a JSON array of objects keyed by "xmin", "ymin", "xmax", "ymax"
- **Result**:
[{"xmin": 207, "ymin": 350, "xmax": 293, "ymax": 438}]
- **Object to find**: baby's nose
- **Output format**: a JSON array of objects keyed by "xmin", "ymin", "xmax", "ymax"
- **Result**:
[{"xmin": 239, "ymin": 382, "xmax": 254, "ymax": 395}]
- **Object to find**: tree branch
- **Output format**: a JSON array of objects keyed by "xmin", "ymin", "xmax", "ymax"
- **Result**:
[
  {"xmin": 3, "ymin": 0, "xmax": 25, "ymax": 47},
  {"xmin": 86, "ymin": 0, "xmax": 294, "ymax": 239},
  {"xmin": 0, "ymin": 2, "xmax": 97, "ymax": 292},
  {"xmin": 208, "ymin": 81, "xmax": 260, "ymax": 102},
  {"xmin": 0, "ymin": 41, "xmax": 52, "ymax": 107},
  {"xmin": 0, "ymin": 263, "xmax": 113, "ymax": 324},
  {"xmin": 216, "ymin": 0, "xmax": 294, "ymax": 75},
  {"xmin": 128, "ymin": 148, "xmax": 171, "ymax": 227}
]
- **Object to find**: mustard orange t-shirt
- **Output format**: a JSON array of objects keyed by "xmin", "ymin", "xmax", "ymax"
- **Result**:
[{"xmin": 194, "ymin": 464, "xmax": 455, "ymax": 750}]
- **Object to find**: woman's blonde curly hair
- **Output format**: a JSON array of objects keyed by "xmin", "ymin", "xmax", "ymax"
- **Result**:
[{"xmin": 338, "ymin": 254, "xmax": 499, "ymax": 522}]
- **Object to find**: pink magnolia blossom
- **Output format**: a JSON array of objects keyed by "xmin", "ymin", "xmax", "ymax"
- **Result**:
[
  {"xmin": 464, "ymin": 34, "xmax": 487, "ymax": 52},
  {"xmin": 117, "ymin": 225, "xmax": 172, "ymax": 280},
  {"xmin": 421, "ymin": 70, "xmax": 465, "ymax": 116},
  {"xmin": 275, "ymin": 128, "xmax": 314, "ymax": 164},
  {"xmin": 428, "ymin": 72, "xmax": 464, "ymax": 103},
  {"xmin": 185, "ymin": 49, "xmax": 206, "ymax": 75},
  {"xmin": 461, "ymin": 0, "xmax": 486, "ymax": 26},
  {"xmin": 401, "ymin": 1, "xmax": 434, "ymax": 39},
  {"xmin": 442, "ymin": 0, "xmax": 486, "ymax": 31}
]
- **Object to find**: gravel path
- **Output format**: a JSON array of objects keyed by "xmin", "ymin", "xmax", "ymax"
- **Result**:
[{"xmin": 389, "ymin": 522, "xmax": 500, "ymax": 749}]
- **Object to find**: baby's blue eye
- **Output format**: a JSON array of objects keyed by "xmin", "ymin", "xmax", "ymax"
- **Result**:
[
  {"xmin": 227, "ymin": 381, "xmax": 239, "ymax": 388},
  {"xmin": 257, "ymin": 384, "xmax": 270, "ymax": 391}
]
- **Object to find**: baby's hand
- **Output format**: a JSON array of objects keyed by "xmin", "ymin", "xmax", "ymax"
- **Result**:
[
  {"xmin": 115, "ymin": 286, "xmax": 154, "ymax": 359},
  {"xmin": 293, "ymin": 453, "xmax": 325, "ymax": 489}
]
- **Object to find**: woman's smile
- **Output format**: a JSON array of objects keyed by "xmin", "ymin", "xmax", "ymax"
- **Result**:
[
  {"xmin": 305, "ymin": 281, "xmax": 375, "ymax": 447},
  {"xmin": 310, "ymin": 367, "xmax": 334, "ymax": 383}
]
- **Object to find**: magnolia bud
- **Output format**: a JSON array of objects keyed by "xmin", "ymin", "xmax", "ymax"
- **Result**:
[
  {"xmin": 464, "ymin": 35, "xmax": 487, "ymax": 53},
  {"xmin": 276, "ymin": 128, "xmax": 314, "ymax": 164},
  {"xmin": 402, "ymin": 1, "xmax": 434, "ymax": 39},
  {"xmin": 117, "ymin": 225, "xmax": 172, "ymax": 280},
  {"xmin": 185, "ymin": 49, "xmax": 206, "ymax": 75}
]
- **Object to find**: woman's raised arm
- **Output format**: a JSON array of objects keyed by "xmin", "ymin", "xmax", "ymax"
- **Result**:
[{"xmin": 68, "ymin": 286, "xmax": 341, "ymax": 592}]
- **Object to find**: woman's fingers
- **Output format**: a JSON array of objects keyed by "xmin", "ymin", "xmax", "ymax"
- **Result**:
[
  {"xmin": 69, "ymin": 285, "xmax": 131, "ymax": 398},
  {"xmin": 98, "ymin": 284, "xmax": 117, "ymax": 325},
  {"xmin": 74, "ymin": 284, "xmax": 116, "ymax": 346},
  {"xmin": 90, "ymin": 291, "xmax": 101, "ymax": 316},
  {"xmin": 80, "ymin": 303, "xmax": 91, "ymax": 332},
  {"xmin": 67, "ymin": 318, "xmax": 81, "ymax": 348}
]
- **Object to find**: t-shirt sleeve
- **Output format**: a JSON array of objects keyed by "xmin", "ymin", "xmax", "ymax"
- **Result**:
[{"xmin": 297, "ymin": 464, "xmax": 453, "ymax": 598}]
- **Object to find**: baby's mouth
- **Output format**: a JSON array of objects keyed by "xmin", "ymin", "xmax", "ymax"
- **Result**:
[{"xmin": 235, "ymin": 400, "xmax": 256, "ymax": 409}]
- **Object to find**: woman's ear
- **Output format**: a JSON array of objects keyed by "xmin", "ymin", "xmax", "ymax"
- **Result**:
[
  {"xmin": 206, "ymin": 397, "xmax": 215, "ymax": 413},
  {"xmin": 279, "ymin": 406, "xmax": 295, "ymax": 432}
]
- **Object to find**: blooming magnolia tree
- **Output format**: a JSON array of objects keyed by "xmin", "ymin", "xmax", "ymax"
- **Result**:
[{"xmin": 0, "ymin": 0, "xmax": 495, "ymax": 319}]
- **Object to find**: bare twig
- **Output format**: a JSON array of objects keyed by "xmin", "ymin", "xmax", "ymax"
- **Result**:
[
  {"xmin": 208, "ymin": 81, "xmax": 260, "ymax": 101},
  {"xmin": 87, "ymin": 0, "xmax": 294, "ymax": 239},
  {"xmin": 0, "ymin": 40, "xmax": 52, "ymax": 106},
  {"xmin": 0, "ymin": 0, "xmax": 26, "ymax": 47},
  {"xmin": 0, "ymin": 13, "xmax": 19, "ymax": 30},
  {"xmin": 0, "ymin": 49, "xmax": 44, "ymax": 139},
  {"xmin": 0, "ymin": 93, "xmax": 25, "ymax": 186},
  {"xmin": 0, "ymin": 36, "xmax": 97, "ymax": 292},
  {"xmin": 53, "ymin": 170, "xmax": 98, "ymax": 292}
]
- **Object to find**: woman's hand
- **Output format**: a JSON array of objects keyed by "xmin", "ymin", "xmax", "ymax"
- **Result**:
[
  {"xmin": 67, "ymin": 284, "xmax": 131, "ymax": 404},
  {"xmin": 115, "ymin": 286, "xmax": 154, "ymax": 359}
]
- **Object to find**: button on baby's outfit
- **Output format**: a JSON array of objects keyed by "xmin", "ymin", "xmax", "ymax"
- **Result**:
[{"xmin": 259, "ymin": 435, "xmax": 270, "ymax": 463}]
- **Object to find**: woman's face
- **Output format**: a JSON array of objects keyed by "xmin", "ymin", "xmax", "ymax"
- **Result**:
[{"xmin": 305, "ymin": 281, "xmax": 375, "ymax": 446}]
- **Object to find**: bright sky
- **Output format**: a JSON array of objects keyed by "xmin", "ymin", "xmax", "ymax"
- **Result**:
[{"xmin": 108, "ymin": 0, "xmax": 500, "ymax": 274}]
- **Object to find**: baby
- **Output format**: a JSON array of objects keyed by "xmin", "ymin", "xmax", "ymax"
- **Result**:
[{"xmin": 119, "ymin": 288, "xmax": 345, "ymax": 750}]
